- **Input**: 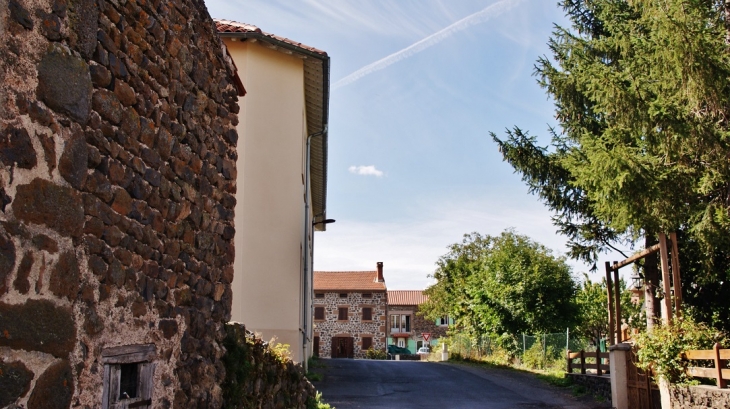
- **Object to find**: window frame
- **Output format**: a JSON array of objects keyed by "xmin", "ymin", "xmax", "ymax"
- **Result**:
[
  {"xmin": 101, "ymin": 344, "xmax": 156, "ymax": 409},
  {"xmin": 337, "ymin": 307, "xmax": 348, "ymax": 321},
  {"xmin": 362, "ymin": 337, "xmax": 372, "ymax": 351},
  {"xmin": 361, "ymin": 307, "xmax": 372, "ymax": 321},
  {"xmin": 314, "ymin": 306, "xmax": 325, "ymax": 321}
]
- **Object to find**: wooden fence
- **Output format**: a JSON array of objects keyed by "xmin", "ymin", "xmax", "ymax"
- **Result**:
[
  {"xmin": 567, "ymin": 350, "xmax": 610, "ymax": 376},
  {"xmin": 683, "ymin": 343, "xmax": 729, "ymax": 388}
]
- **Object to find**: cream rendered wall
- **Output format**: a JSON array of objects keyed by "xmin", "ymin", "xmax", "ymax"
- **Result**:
[{"xmin": 225, "ymin": 39, "xmax": 312, "ymax": 363}]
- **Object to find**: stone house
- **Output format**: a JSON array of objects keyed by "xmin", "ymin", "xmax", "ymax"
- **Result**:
[
  {"xmin": 387, "ymin": 290, "xmax": 450, "ymax": 353},
  {"xmin": 215, "ymin": 20, "xmax": 331, "ymax": 365},
  {"xmin": 0, "ymin": 0, "xmax": 243, "ymax": 407},
  {"xmin": 313, "ymin": 263, "xmax": 387, "ymax": 358}
]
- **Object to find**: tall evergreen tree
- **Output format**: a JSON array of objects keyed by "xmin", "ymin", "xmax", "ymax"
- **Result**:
[{"xmin": 492, "ymin": 0, "xmax": 730, "ymax": 331}]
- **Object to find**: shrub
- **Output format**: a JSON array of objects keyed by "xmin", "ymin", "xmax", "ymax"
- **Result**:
[
  {"xmin": 365, "ymin": 347, "xmax": 387, "ymax": 360},
  {"xmin": 635, "ymin": 316, "xmax": 727, "ymax": 384},
  {"xmin": 306, "ymin": 392, "xmax": 333, "ymax": 409}
]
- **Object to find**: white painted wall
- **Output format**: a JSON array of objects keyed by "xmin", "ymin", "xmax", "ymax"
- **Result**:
[{"xmin": 225, "ymin": 39, "xmax": 312, "ymax": 363}]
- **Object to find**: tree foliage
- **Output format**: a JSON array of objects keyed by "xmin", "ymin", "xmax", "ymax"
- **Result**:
[
  {"xmin": 491, "ymin": 0, "xmax": 730, "ymax": 331},
  {"xmin": 421, "ymin": 231, "xmax": 579, "ymax": 349}
]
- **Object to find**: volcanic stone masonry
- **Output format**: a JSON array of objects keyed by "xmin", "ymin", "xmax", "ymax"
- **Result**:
[{"xmin": 0, "ymin": 0, "xmax": 240, "ymax": 407}]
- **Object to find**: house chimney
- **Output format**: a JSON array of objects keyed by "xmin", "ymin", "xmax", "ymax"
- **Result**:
[{"xmin": 376, "ymin": 262, "xmax": 384, "ymax": 282}]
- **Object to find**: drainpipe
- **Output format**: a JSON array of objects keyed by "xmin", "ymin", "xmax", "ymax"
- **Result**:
[{"xmin": 302, "ymin": 128, "xmax": 326, "ymax": 370}]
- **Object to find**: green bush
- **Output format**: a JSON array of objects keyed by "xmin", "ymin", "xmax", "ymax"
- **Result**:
[
  {"xmin": 635, "ymin": 316, "xmax": 727, "ymax": 384},
  {"xmin": 306, "ymin": 392, "xmax": 333, "ymax": 409},
  {"xmin": 365, "ymin": 347, "xmax": 387, "ymax": 360}
]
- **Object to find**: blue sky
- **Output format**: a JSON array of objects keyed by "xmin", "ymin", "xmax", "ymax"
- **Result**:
[{"xmin": 206, "ymin": 0, "xmax": 631, "ymax": 289}]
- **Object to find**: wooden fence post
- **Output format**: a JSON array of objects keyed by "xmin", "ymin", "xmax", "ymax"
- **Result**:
[
  {"xmin": 597, "ymin": 351, "xmax": 602, "ymax": 376},
  {"xmin": 715, "ymin": 343, "xmax": 727, "ymax": 389},
  {"xmin": 659, "ymin": 233, "xmax": 673, "ymax": 325},
  {"xmin": 606, "ymin": 262, "xmax": 615, "ymax": 345},
  {"xmin": 567, "ymin": 350, "xmax": 571, "ymax": 373},
  {"xmin": 614, "ymin": 262, "xmax": 622, "ymax": 343},
  {"xmin": 580, "ymin": 350, "xmax": 586, "ymax": 374},
  {"xmin": 670, "ymin": 232, "xmax": 682, "ymax": 317}
]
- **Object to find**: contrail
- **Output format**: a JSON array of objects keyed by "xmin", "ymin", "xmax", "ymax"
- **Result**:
[{"xmin": 333, "ymin": 0, "xmax": 527, "ymax": 89}]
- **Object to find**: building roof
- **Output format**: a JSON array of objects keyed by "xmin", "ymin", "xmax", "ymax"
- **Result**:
[
  {"xmin": 215, "ymin": 20, "xmax": 330, "ymax": 229},
  {"xmin": 387, "ymin": 290, "xmax": 428, "ymax": 306},
  {"xmin": 313, "ymin": 271, "xmax": 386, "ymax": 291}
]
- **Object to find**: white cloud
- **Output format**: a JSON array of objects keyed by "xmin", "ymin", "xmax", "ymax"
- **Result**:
[
  {"xmin": 333, "ymin": 0, "xmax": 528, "ymax": 89},
  {"xmin": 348, "ymin": 165, "xmax": 384, "ymax": 177},
  {"xmin": 313, "ymin": 194, "xmax": 632, "ymax": 290}
]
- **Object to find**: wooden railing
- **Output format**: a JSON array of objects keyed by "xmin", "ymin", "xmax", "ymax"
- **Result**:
[
  {"xmin": 567, "ymin": 350, "xmax": 610, "ymax": 376},
  {"xmin": 682, "ymin": 343, "xmax": 729, "ymax": 388}
]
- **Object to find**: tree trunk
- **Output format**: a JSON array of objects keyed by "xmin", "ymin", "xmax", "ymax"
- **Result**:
[{"xmin": 644, "ymin": 235, "xmax": 660, "ymax": 331}]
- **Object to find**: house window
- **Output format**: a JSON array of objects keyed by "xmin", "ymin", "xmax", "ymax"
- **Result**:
[
  {"xmin": 362, "ymin": 307, "xmax": 372, "ymax": 321},
  {"xmin": 314, "ymin": 336, "xmax": 320, "ymax": 357},
  {"xmin": 338, "ymin": 307, "xmax": 348, "ymax": 321},
  {"xmin": 362, "ymin": 337, "xmax": 372, "ymax": 351},
  {"xmin": 362, "ymin": 293, "xmax": 372, "ymax": 298},
  {"xmin": 397, "ymin": 338, "xmax": 405, "ymax": 348},
  {"xmin": 102, "ymin": 344, "xmax": 156, "ymax": 409},
  {"xmin": 315, "ymin": 293, "xmax": 325, "ymax": 298},
  {"xmin": 314, "ymin": 307, "xmax": 325, "ymax": 320},
  {"xmin": 437, "ymin": 316, "xmax": 450, "ymax": 326},
  {"xmin": 390, "ymin": 314, "xmax": 410, "ymax": 333},
  {"xmin": 339, "ymin": 293, "xmax": 347, "ymax": 298}
]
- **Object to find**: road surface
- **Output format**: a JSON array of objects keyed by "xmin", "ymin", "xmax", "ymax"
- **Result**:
[{"xmin": 312, "ymin": 359, "xmax": 609, "ymax": 409}]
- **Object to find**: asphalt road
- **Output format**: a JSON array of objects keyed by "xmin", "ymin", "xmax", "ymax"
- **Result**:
[{"xmin": 313, "ymin": 359, "xmax": 608, "ymax": 409}]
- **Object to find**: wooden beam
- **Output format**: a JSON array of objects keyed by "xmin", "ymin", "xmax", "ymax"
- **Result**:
[
  {"xmin": 670, "ymin": 232, "xmax": 682, "ymax": 316},
  {"xmin": 606, "ymin": 262, "xmax": 615, "ymax": 345},
  {"xmin": 608, "ymin": 244, "xmax": 661, "ymax": 271},
  {"xmin": 659, "ymin": 233, "xmax": 673, "ymax": 325},
  {"xmin": 614, "ymin": 262, "xmax": 622, "ymax": 343}
]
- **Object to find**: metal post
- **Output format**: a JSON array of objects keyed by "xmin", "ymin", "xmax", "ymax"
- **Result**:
[
  {"xmin": 659, "ymin": 233, "xmax": 673, "ymax": 325},
  {"xmin": 613, "ymin": 262, "xmax": 622, "ymax": 343},
  {"xmin": 606, "ymin": 262, "xmax": 615, "ymax": 345}
]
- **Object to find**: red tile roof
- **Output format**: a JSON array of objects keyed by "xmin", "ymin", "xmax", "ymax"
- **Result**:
[
  {"xmin": 313, "ymin": 271, "xmax": 386, "ymax": 291},
  {"xmin": 387, "ymin": 290, "xmax": 428, "ymax": 306},
  {"xmin": 214, "ymin": 19, "xmax": 327, "ymax": 56}
]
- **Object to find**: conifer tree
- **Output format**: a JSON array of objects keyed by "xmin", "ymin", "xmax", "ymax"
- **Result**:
[{"xmin": 492, "ymin": 0, "xmax": 730, "ymax": 330}]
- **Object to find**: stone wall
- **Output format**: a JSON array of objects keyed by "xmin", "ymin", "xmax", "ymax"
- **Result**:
[
  {"xmin": 669, "ymin": 385, "xmax": 730, "ymax": 409},
  {"xmin": 222, "ymin": 323, "xmax": 316, "ymax": 409},
  {"xmin": 313, "ymin": 291, "xmax": 387, "ymax": 358},
  {"xmin": 0, "ymin": 0, "xmax": 239, "ymax": 407},
  {"xmin": 566, "ymin": 373, "xmax": 611, "ymax": 402}
]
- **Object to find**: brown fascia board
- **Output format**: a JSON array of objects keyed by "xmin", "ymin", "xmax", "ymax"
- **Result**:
[{"xmin": 219, "ymin": 30, "xmax": 330, "ymax": 230}]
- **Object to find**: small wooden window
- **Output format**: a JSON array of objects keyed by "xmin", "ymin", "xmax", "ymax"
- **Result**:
[
  {"xmin": 362, "ymin": 337, "xmax": 372, "ymax": 351},
  {"xmin": 338, "ymin": 307, "xmax": 348, "ymax": 320},
  {"xmin": 362, "ymin": 307, "xmax": 372, "ymax": 321},
  {"xmin": 315, "ymin": 293, "xmax": 325, "ymax": 298},
  {"xmin": 339, "ymin": 293, "xmax": 347, "ymax": 298},
  {"xmin": 362, "ymin": 293, "xmax": 372, "ymax": 298},
  {"xmin": 102, "ymin": 344, "xmax": 156, "ymax": 409},
  {"xmin": 314, "ymin": 307, "xmax": 325, "ymax": 320},
  {"xmin": 314, "ymin": 336, "xmax": 320, "ymax": 357}
]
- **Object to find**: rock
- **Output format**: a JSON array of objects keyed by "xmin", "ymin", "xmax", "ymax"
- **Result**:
[
  {"xmin": 13, "ymin": 178, "xmax": 84, "ymax": 238},
  {"xmin": 59, "ymin": 131, "xmax": 88, "ymax": 190},
  {"xmin": 26, "ymin": 360, "xmax": 73, "ymax": 409},
  {"xmin": 12, "ymin": 252, "xmax": 33, "ymax": 294},
  {"xmin": 0, "ymin": 359, "xmax": 34, "ymax": 406},
  {"xmin": 89, "ymin": 63, "xmax": 112, "ymax": 88},
  {"xmin": 32, "ymin": 234, "xmax": 58, "ymax": 253},
  {"xmin": 0, "ymin": 127, "xmax": 37, "ymax": 169},
  {"xmin": 114, "ymin": 80, "xmax": 136, "ymax": 106},
  {"xmin": 37, "ymin": 44, "xmax": 93, "ymax": 124},
  {"xmin": 68, "ymin": 0, "xmax": 98, "ymax": 59},
  {"xmin": 92, "ymin": 89, "xmax": 123, "ymax": 125},
  {"xmin": 49, "ymin": 251, "xmax": 80, "ymax": 301},
  {"xmin": 0, "ymin": 299, "xmax": 76, "ymax": 358},
  {"xmin": 9, "ymin": 0, "xmax": 33, "ymax": 30}
]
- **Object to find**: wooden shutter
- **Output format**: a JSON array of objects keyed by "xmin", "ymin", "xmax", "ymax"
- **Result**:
[
  {"xmin": 338, "ymin": 307, "xmax": 348, "ymax": 320},
  {"xmin": 314, "ymin": 336, "xmax": 320, "ymax": 357},
  {"xmin": 314, "ymin": 307, "xmax": 325, "ymax": 320},
  {"xmin": 362, "ymin": 307, "xmax": 372, "ymax": 321},
  {"xmin": 362, "ymin": 337, "xmax": 372, "ymax": 351}
]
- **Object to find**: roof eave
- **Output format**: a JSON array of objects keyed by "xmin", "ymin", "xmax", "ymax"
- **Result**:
[{"xmin": 219, "ymin": 31, "xmax": 330, "ymax": 231}]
